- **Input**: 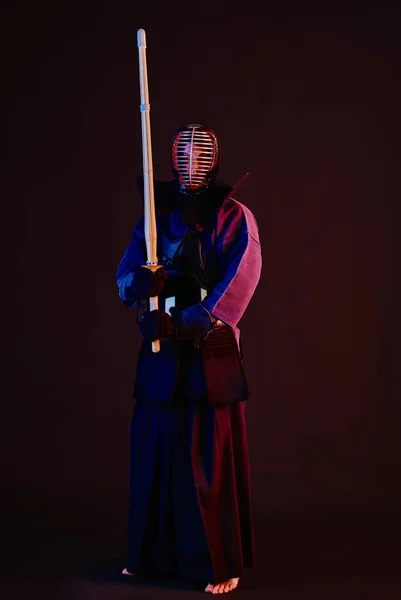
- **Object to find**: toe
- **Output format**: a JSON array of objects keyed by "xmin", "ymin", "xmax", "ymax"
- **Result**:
[
  {"xmin": 205, "ymin": 583, "xmax": 213, "ymax": 593},
  {"xmin": 225, "ymin": 578, "xmax": 239, "ymax": 593},
  {"xmin": 231, "ymin": 579, "xmax": 238, "ymax": 589}
]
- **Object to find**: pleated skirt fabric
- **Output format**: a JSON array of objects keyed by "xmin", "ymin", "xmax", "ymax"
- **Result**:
[{"xmin": 126, "ymin": 393, "xmax": 255, "ymax": 583}]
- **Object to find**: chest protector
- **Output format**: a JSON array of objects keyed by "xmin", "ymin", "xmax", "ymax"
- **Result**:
[{"xmin": 157, "ymin": 223, "xmax": 218, "ymax": 313}]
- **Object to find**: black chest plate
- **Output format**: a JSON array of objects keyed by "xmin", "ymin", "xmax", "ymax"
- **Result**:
[{"xmin": 157, "ymin": 224, "xmax": 218, "ymax": 311}]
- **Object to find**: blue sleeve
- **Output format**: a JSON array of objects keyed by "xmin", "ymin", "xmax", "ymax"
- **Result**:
[{"xmin": 116, "ymin": 217, "xmax": 146, "ymax": 307}]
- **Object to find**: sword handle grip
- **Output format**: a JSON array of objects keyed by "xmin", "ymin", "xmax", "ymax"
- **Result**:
[{"xmin": 149, "ymin": 296, "xmax": 160, "ymax": 353}]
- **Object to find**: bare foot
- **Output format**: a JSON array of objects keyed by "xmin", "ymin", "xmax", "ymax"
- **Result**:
[
  {"xmin": 205, "ymin": 578, "xmax": 239, "ymax": 594},
  {"xmin": 122, "ymin": 568, "xmax": 135, "ymax": 576}
]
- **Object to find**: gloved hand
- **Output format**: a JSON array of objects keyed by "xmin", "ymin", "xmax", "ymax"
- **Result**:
[
  {"xmin": 170, "ymin": 304, "xmax": 214, "ymax": 340},
  {"xmin": 139, "ymin": 303, "xmax": 214, "ymax": 343},
  {"xmin": 132, "ymin": 266, "xmax": 167, "ymax": 297},
  {"xmin": 139, "ymin": 309, "xmax": 175, "ymax": 342}
]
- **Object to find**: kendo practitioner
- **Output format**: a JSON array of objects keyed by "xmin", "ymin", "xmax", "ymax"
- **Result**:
[{"xmin": 117, "ymin": 123, "xmax": 262, "ymax": 594}]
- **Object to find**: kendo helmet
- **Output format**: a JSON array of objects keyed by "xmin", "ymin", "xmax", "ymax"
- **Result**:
[{"xmin": 171, "ymin": 124, "xmax": 220, "ymax": 195}]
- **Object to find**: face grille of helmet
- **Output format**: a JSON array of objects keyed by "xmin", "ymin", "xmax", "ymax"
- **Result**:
[{"xmin": 171, "ymin": 125, "xmax": 218, "ymax": 191}]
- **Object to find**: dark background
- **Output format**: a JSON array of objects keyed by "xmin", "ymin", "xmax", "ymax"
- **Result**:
[{"xmin": 3, "ymin": 1, "xmax": 401, "ymax": 595}]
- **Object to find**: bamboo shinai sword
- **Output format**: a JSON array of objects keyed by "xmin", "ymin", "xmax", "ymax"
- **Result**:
[{"xmin": 137, "ymin": 29, "xmax": 160, "ymax": 353}]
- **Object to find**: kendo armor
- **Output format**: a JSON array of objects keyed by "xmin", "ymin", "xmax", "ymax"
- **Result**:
[{"xmin": 157, "ymin": 225, "xmax": 220, "ymax": 315}]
